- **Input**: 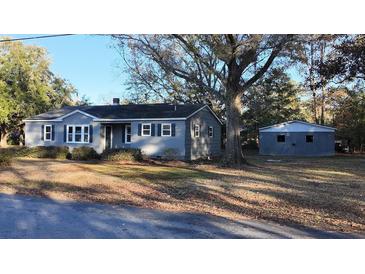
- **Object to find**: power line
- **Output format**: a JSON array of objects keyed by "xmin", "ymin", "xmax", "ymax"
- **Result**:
[{"xmin": 0, "ymin": 34, "xmax": 76, "ymax": 43}]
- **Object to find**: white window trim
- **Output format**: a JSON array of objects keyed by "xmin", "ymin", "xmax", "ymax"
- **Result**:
[
  {"xmin": 208, "ymin": 126, "xmax": 214, "ymax": 138},
  {"xmin": 125, "ymin": 124, "xmax": 131, "ymax": 144},
  {"xmin": 194, "ymin": 124, "xmax": 200, "ymax": 138},
  {"xmin": 66, "ymin": 124, "xmax": 90, "ymax": 144},
  {"xmin": 161, "ymin": 123, "xmax": 172, "ymax": 137},
  {"xmin": 44, "ymin": 125, "xmax": 52, "ymax": 141},
  {"xmin": 141, "ymin": 123, "xmax": 152, "ymax": 136}
]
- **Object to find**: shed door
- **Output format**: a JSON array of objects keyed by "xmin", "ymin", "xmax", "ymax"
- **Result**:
[{"xmin": 289, "ymin": 134, "xmax": 297, "ymax": 155}]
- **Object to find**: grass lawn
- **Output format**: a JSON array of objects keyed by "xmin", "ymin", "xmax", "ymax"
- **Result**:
[{"xmin": 0, "ymin": 151, "xmax": 364, "ymax": 233}]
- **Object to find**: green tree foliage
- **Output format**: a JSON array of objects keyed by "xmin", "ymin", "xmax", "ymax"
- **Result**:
[
  {"xmin": 327, "ymin": 88, "xmax": 365, "ymax": 150},
  {"xmin": 242, "ymin": 68, "xmax": 303, "ymax": 139},
  {"xmin": 321, "ymin": 35, "xmax": 365, "ymax": 83},
  {"xmin": 0, "ymin": 39, "xmax": 77, "ymax": 146}
]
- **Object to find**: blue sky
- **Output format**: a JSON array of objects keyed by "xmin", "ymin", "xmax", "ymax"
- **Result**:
[
  {"xmin": 7, "ymin": 34, "xmax": 127, "ymax": 104},
  {"xmin": 4, "ymin": 34, "xmax": 304, "ymax": 105}
]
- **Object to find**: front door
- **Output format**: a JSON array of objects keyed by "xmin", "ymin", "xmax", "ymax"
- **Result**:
[{"xmin": 105, "ymin": 126, "xmax": 112, "ymax": 149}]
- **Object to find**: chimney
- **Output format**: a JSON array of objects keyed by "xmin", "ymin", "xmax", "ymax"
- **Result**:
[{"xmin": 112, "ymin": 98, "xmax": 120, "ymax": 105}]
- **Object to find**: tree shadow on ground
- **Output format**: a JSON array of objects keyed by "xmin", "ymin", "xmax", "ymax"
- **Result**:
[
  {"xmin": 1, "ymin": 157, "xmax": 364, "ymax": 233},
  {"xmin": 0, "ymin": 192, "xmax": 359, "ymax": 239}
]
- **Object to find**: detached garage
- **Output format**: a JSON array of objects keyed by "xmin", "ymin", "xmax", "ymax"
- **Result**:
[{"xmin": 259, "ymin": 121, "xmax": 336, "ymax": 156}]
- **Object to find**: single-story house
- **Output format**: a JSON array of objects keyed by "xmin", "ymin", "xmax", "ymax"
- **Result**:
[
  {"xmin": 259, "ymin": 120, "xmax": 336, "ymax": 156},
  {"xmin": 23, "ymin": 100, "xmax": 222, "ymax": 160}
]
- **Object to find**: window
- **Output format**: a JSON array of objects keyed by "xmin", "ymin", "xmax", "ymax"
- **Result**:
[
  {"xmin": 125, "ymin": 125, "xmax": 131, "ymax": 143},
  {"xmin": 44, "ymin": 125, "xmax": 52, "ymax": 141},
  {"xmin": 67, "ymin": 125, "xmax": 89, "ymax": 143},
  {"xmin": 194, "ymin": 124, "xmax": 200, "ymax": 138},
  {"xmin": 208, "ymin": 126, "xmax": 213, "ymax": 138},
  {"xmin": 306, "ymin": 135, "xmax": 313, "ymax": 143},
  {"xmin": 75, "ymin": 126, "xmax": 82, "ymax": 142},
  {"xmin": 142, "ymin": 123, "xmax": 151, "ymax": 136},
  {"xmin": 277, "ymin": 134, "xmax": 285, "ymax": 143},
  {"xmin": 67, "ymin": 126, "xmax": 73, "ymax": 142},
  {"xmin": 84, "ymin": 126, "xmax": 89, "ymax": 142},
  {"xmin": 162, "ymin": 123, "xmax": 171, "ymax": 136}
]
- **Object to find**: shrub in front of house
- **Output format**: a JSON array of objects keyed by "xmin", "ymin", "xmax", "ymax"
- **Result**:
[
  {"xmin": 24, "ymin": 146, "xmax": 70, "ymax": 159},
  {"xmin": 101, "ymin": 148, "xmax": 143, "ymax": 162},
  {"xmin": 0, "ymin": 154, "xmax": 11, "ymax": 167},
  {"xmin": 71, "ymin": 146, "xmax": 100, "ymax": 161},
  {"xmin": 162, "ymin": 148, "xmax": 179, "ymax": 160},
  {"xmin": 0, "ymin": 147, "xmax": 27, "ymax": 158}
]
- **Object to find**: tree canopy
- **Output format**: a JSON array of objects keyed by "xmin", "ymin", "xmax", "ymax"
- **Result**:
[
  {"xmin": 0, "ymin": 39, "xmax": 77, "ymax": 145},
  {"xmin": 114, "ymin": 34, "xmax": 365, "ymax": 155},
  {"xmin": 242, "ymin": 68, "xmax": 303, "ymax": 136},
  {"xmin": 113, "ymin": 34, "xmax": 301, "ymax": 164}
]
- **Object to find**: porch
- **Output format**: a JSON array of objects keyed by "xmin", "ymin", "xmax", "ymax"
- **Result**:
[{"xmin": 101, "ymin": 123, "xmax": 131, "ymax": 150}]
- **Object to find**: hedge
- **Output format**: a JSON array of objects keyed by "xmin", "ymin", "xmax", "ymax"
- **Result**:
[
  {"xmin": 101, "ymin": 148, "xmax": 143, "ymax": 162},
  {"xmin": 71, "ymin": 146, "xmax": 100, "ymax": 161},
  {"xmin": 24, "ymin": 146, "xmax": 70, "ymax": 159}
]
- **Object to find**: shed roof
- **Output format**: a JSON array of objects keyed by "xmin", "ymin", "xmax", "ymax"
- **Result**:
[{"xmin": 259, "ymin": 120, "xmax": 336, "ymax": 133}]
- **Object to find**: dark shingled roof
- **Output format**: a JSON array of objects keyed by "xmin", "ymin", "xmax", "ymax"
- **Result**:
[{"xmin": 26, "ymin": 103, "xmax": 207, "ymax": 120}]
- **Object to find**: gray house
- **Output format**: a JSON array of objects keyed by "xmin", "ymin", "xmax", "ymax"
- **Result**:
[
  {"xmin": 23, "ymin": 101, "xmax": 222, "ymax": 160},
  {"xmin": 259, "ymin": 120, "xmax": 336, "ymax": 156}
]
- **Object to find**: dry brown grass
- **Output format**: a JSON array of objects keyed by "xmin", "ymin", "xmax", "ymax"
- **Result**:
[{"xmin": 0, "ymin": 155, "xmax": 364, "ymax": 233}]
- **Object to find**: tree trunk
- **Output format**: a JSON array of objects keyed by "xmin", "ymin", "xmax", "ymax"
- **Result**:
[
  {"xmin": 311, "ymin": 90, "xmax": 318, "ymax": 124},
  {"xmin": 319, "ymin": 41, "xmax": 326, "ymax": 125},
  {"xmin": 320, "ymin": 88, "xmax": 325, "ymax": 125},
  {"xmin": 309, "ymin": 41, "xmax": 318, "ymax": 124},
  {"xmin": 224, "ymin": 93, "xmax": 245, "ymax": 166},
  {"xmin": 0, "ymin": 130, "xmax": 8, "ymax": 147}
]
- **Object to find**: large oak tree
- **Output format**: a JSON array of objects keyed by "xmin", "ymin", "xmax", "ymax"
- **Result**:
[
  {"xmin": 113, "ymin": 34, "xmax": 299, "ymax": 165},
  {"xmin": 0, "ymin": 39, "xmax": 77, "ymax": 146}
]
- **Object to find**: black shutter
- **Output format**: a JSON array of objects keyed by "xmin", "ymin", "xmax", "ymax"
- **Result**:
[
  {"xmin": 51, "ymin": 125, "xmax": 55, "ymax": 141},
  {"xmin": 64, "ymin": 125, "xmax": 67, "ymax": 142},
  {"xmin": 138, "ymin": 123, "xmax": 141, "ymax": 136},
  {"xmin": 89, "ymin": 125, "xmax": 93, "ymax": 143},
  {"xmin": 171, "ymin": 123, "xmax": 176, "ymax": 136},
  {"xmin": 41, "ymin": 125, "xmax": 44, "ymax": 141},
  {"xmin": 157, "ymin": 124, "xmax": 161, "ymax": 136},
  {"xmin": 151, "ymin": 124, "xmax": 155, "ymax": 136}
]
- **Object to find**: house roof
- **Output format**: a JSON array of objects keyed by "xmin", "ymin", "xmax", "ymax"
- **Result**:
[
  {"xmin": 25, "ymin": 103, "xmax": 222, "ymax": 123},
  {"xmin": 259, "ymin": 120, "xmax": 336, "ymax": 133}
]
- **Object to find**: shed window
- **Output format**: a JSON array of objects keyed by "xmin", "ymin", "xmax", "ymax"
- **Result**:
[
  {"xmin": 277, "ymin": 135, "xmax": 285, "ymax": 143},
  {"xmin": 44, "ymin": 125, "xmax": 52, "ymax": 141},
  {"xmin": 306, "ymin": 135, "xmax": 314, "ymax": 143}
]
